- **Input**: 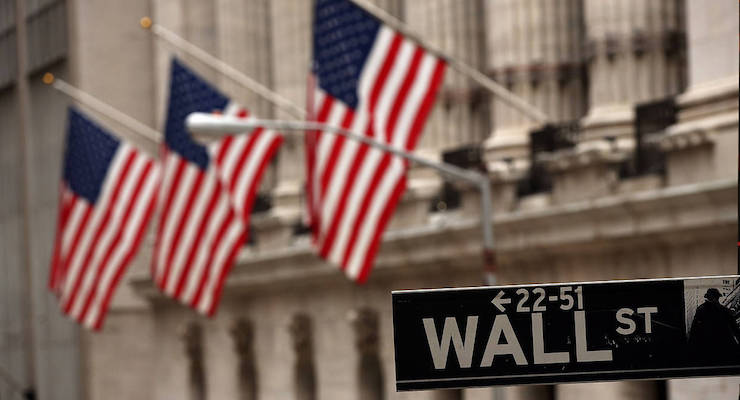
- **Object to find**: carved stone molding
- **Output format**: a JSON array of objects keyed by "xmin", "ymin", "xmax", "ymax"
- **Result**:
[
  {"xmin": 542, "ymin": 146, "xmax": 627, "ymax": 173},
  {"xmin": 660, "ymin": 80, "xmax": 738, "ymax": 152},
  {"xmin": 585, "ymin": 31, "xmax": 686, "ymax": 62},
  {"xmin": 489, "ymin": 63, "xmax": 584, "ymax": 87},
  {"xmin": 659, "ymin": 129, "xmax": 714, "ymax": 152},
  {"xmin": 132, "ymin": 177, "xmax": 736, "ymax": 296},
  {"xmin": 439, "ymin": 86, "xmax": 488, "ymax": 110}
]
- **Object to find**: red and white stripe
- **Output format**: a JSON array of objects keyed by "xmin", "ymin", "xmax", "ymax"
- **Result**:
[
  {"xmin": 307, "ymin": 26, "xmax": 446, "ymax": 282},
  {"xmin": 50, "ymin": 144, "xmax": 160, "ymax": 330},
  {"xmin": 211, "ymin": 103, "xmax": 284, "ymax": 219},
  {"xmin": 152, "ymin": 104, "xmax": 282, "ymax": 315}
]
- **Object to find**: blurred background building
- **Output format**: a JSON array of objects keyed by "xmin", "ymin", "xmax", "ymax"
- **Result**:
[{"xmin": 0, "ymin": 0, "xmax": 737, "ymax": 399}]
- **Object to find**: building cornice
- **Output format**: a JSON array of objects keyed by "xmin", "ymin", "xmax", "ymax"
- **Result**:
[{"xmin": 130, "ymin": 179, "xmax": 737, "ymax": 300}]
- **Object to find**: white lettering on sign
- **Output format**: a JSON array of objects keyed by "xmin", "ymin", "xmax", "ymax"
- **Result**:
[
  {"xmin": 616, "ymin": 308, "xmax": 637, "ymax": 335},
  {"xmin": 575, "ymin": 310, "xmax": 613, "ymax": 362},
  {"xmin": 480, "ymin": 314, "xmax": 528, "ymax": 367},
  {"xmin": 491, "ymin": 291, "xmax": 511, "ymax": 312},
  {"xmin": 423, "ymin": 316, "xmax": 478, "ymax": 369},
  {"xmin": 531, "ymin": 313, "xmax": 570, "ymax": 364},
  {"xmin": 422, "ymin": 310, "xmax": 618, "ymax": 370},
  {"xmin": 637, "ymin": 307, "xmax": 658, "ymax": 334},
  {"xmin": 616, "ymin": 306, "xmax": 659, "ymax": 335},
  {"xmin": 504, "ymin": 286, "xmax": 584, "ymax": 314}
]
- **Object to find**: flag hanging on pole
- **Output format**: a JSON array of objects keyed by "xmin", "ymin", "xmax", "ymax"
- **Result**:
[
  {"xmin": 153, "ymin": 59, "xmax": 283, "ymax": 315},
  {"xmin": 49, "ymin": 108, "xmax": 160, "ymax": 330},
  {"xmin": 306, "ymin": 0, "xmax": 446, "ymax": 282}
]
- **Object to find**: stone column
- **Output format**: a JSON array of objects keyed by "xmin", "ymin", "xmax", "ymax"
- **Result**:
[
  {"xmin": 400, "ymin": 0, "xmax": 488, "ymax": 225},
  {"xmin": 152, "ymin": 0, "xmax": 182, "ymax": 129},
  {"xmin": 268, "ymin": 0, "xmax": 311, "ymax": 219},
  {"xmin": 248, "ymin": 0, "xmax": 311, "ymax": 249},
  {"xmin": 659, "ymin": 0, "xmax": 738, "ymax": 186},
  {"xmin": 406, "ymin": 0, "xmax": 489, "ymax": 152},
  {"xmin": 486, "ymin": 0, "xmax": 587, "ymax": 150},
  {"xmin": 483, "ymin": 0, "xmax": 587, "ymax": 208},
  {"xmin": 290, "ymin": 314, "xmax": 316, "ymax": 400},
  {"xmin": 216, "ymin": 0, "xmax": 273, "ymax": 118},
  {"xmin": 182, "ymin": 0, "xmax": 219, "ymax": 83},
  {"xmin": 580, "ymin": 0, "xmax": 685, "ymax": 150},
  {"xmin": 231, "ymin": 319, "xmax": 258, "ymax": 400},
  {"xmin": 216, "ymin": 0, "xmax": 278, "ymax": 204},
  {"xmin": 152, "ymin": 0, "xmax": 219, "ymax": 131},
  {"xmin": 545, "ymin": 0, "xmax": 687, "ymax": 205}
]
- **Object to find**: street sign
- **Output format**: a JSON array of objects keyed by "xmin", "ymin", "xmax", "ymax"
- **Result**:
[{"xmin": 392, "ymin": 275, "xmax": 740, "ymax": 391}]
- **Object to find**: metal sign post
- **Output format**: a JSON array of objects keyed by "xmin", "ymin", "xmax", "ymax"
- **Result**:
[{"xmin": 392, "ymin": 275, "xmax": 740, "ymax": 391}]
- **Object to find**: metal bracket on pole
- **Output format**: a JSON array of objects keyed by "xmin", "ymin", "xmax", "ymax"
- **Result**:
[{"xmin": 186, "ymin": 112, "xmax": 498, "ymax": 284}]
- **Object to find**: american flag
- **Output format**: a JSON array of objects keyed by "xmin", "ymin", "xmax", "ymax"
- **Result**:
[
  {"xmin": 49, "ymin": 108, "xmax": 160, "ymax": 330},
  {"xmin": 153, "ymin": 59, "xmax": 283, "ymax": 315},
  {"xmin": 306, "ymin": 0, "xmax": 446, "ymax": 282}
]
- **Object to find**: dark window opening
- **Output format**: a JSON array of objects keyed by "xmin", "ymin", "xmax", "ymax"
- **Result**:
[
  {"xmin": 620, "ymin": 98, "xmax": 676, "ymax": 179},
  {"xmin": 518, "ymin": 122, "xmax": 580, "ymax": 196}
]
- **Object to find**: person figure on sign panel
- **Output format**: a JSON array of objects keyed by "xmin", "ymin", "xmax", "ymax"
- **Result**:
[{"xmin": 688, "ymin": 288, "xmax": 740, "ymax": 363}]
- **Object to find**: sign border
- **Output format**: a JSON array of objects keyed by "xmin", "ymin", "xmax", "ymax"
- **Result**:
[{"xmin": 392, "ymin": 275, "xmax": 740, "ymax": 391}]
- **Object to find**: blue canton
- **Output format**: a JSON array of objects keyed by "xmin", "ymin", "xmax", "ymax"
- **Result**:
[
  {"xmin": 63, "ymin": 108, "xmax": 121, "ymax": 204},
  {"xmin": 165, "ymin": 58, "xmax": 229, "ymax": 170},
  {"xmin": 313, "ymin": 0, "xmax": 380, "ymax": 110}
]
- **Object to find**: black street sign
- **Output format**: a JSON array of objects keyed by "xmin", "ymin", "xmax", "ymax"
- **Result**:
[{"xmin": 392, "ymin": 275, "xmax": 740, "ymax": 391}]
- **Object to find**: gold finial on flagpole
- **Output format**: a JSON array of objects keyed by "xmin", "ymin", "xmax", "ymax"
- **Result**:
[
  {"xmin": 42, "ymin": 73, "xmax": 54, "ymax": 85},
  {"xmin": 140, "ymin": 17, "xmax": 152, "ymax": 29}
]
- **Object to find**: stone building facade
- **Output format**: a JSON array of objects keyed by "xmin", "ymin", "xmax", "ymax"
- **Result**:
[{"xmin": 0, "ymin": 0, "xmax": 737, "ymax": 399}]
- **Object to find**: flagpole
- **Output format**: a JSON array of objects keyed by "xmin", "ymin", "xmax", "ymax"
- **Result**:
[
  {"xmin": 140, "ymin": 17, "xmax": 306, "ymax": 120},
  {"xmin": 348, "ymin": 0, "xmax": 548, "ymax": 124},
  {"xmin": 42, "ymin": 73, "xmax": 162, "ymax": 143},
  {"xmin": 186, "ymin": 113, "xmax": 498, "ymax": 285}
]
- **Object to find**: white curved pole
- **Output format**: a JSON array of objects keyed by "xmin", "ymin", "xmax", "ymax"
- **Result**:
[{"xmin": 187, "ymin": 113, "xmax": 498, "ymax": 285}]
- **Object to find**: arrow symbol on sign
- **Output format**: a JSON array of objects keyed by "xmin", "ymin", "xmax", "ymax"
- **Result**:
[{"xmin": 491, "ymin": 291, "xmax": 511, "ymax": 312}]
